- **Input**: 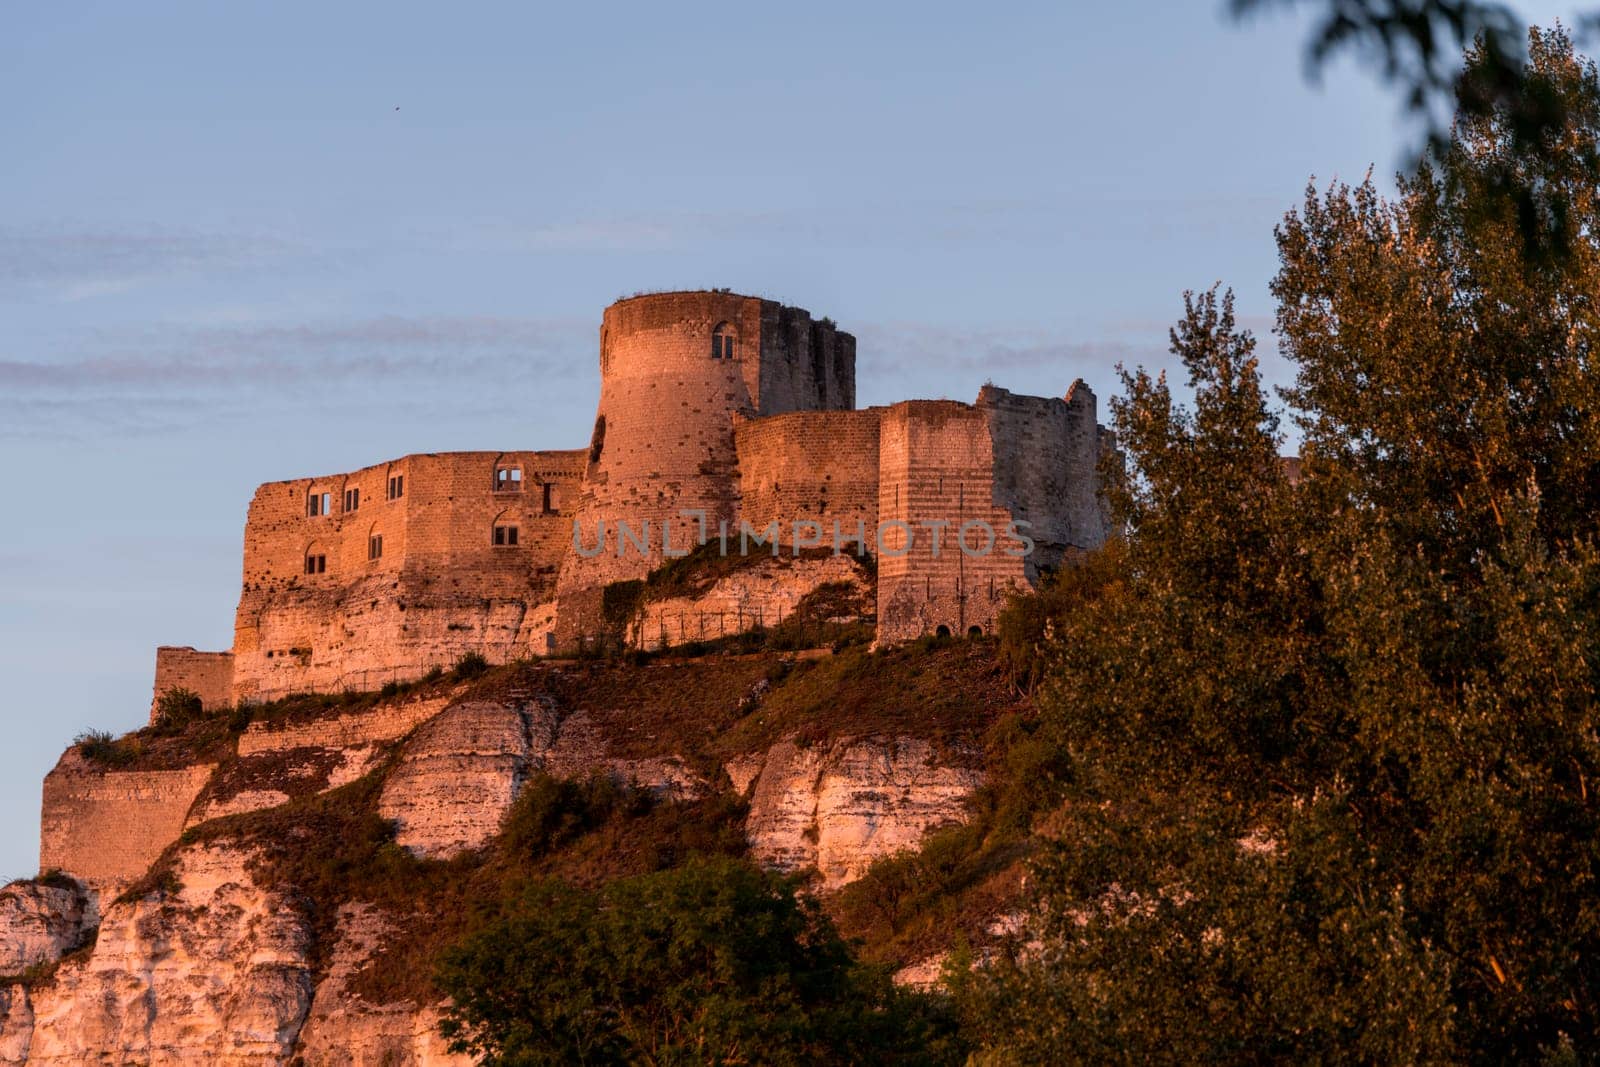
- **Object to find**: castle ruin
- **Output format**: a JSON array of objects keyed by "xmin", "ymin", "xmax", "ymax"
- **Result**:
[{"xmin": 152, "ymin": 290, "xmax": 1113, "ymax": 712}]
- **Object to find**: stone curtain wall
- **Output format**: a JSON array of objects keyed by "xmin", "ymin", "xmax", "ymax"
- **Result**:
[
  {"xmin": 149, "ymin": 647, "xmax": 234, "ymax": 721},
  {"xmin": 39, "ymin": 756, "xmax": 216, "ymax": 891},
  {"xmin": 231, "ymin": 449, "xmax": 585, "ymax": 700},
  {"xmin": 733, "ymin": 408, "xmax": 883, "ymax": 545}
]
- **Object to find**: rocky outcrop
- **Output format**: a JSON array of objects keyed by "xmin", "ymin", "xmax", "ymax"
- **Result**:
[
  {"xmin": 379, "ymin": 698, "xmax": 711, "ymax": 859},
  {"xmin": 5, "ymin": 843, "xmax": 315, "ymax": 1065},
  {"xmin": 744, "ymin": 736, "xmax": 983, "ymax": 888},
  {"xmin": 0, "ymin": 881, "xmax": 92, "ymax": 976},
  {"xmin": 378, "ymin": 701, "xmax": 546, "ymax": 858},
  {"xmin": 294, "ymin": 905, "xmax": 470, "ymax": 1066},
  {"xmin": 630, "ymin": 553, "xmax": 871, "ymax": 651}
]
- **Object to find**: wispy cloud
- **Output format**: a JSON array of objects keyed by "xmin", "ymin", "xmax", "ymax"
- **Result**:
[
  {"xmin": 0, "ymin": 313, "xmax": 597, "ymax": 439},
  {"xmin": 856, "ymin": 321, "xmax": 1160, "ymax": 378},
  {"xmin": 0, "ymin": 223, "xmax": 299, "ymax": 300}
]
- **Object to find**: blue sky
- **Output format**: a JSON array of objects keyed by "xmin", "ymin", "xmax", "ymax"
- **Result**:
[{"xmin": 0, "ymin": 1, "xmax": 1578, "ymax": 877}]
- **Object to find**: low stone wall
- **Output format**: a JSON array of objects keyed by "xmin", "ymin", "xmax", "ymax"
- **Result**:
[
  {"xmin": 236, "ymin": 694, "xmax": 454, "ymax": 756},
  {"xmin": 150, "ymin": 647, "xmax": 234, "ymax": 723},
  {"xmin": 39, "ymin": 757, "xmax": 217, "ymax": 891}
]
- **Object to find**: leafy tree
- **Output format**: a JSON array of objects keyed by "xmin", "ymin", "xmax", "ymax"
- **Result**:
[
  {"xmin": 437, "ymin": 856, "xmax": 960, "ymax": 1066},
  {"xmin": 955, "ymin": 28, "xmax": 1600, "ymax": 1063}
]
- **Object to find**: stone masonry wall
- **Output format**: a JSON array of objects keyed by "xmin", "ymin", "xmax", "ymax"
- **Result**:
[
  {"xmin": 150, "ymin": 647, "xmax": 234, "ymax": 722},
  {"xmin": 39, "ymin": 756, "xmax": 216, "ymax": 891},
  {"xmin": 734, "ymin": 408, "xmax": 882, "ymax": 548},
  {"xmin": 978, "ymin": 381, "xmax": 1109, "ymax": 576},
  {"xmin": 232, "ymin": 449, "xmax": 585, "ymax": 700},
  {"xmin": 876, "ymin": 400, "xmax": 1030, "ymax": 642}
]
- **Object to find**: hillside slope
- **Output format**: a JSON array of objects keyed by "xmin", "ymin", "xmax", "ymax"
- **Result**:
[{"xmin": 0, "ymin": 640, "xmax": 1028, "ymax": 1065}]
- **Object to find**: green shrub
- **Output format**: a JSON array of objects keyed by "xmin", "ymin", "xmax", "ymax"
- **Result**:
[
  {"xmin": 151, "ymin": 687, "xmax": 204, "ymax": 734},
  {"xmin": 452, "ymin": 652, "xmax": 490, "ymax": 680},
  {"xmin": 74, "ymin": 729, "xmax": 135, "ymax": 767},
  {"xmin": 437, "ymin": 856, "xmax": 963, "ymax": 1065}
]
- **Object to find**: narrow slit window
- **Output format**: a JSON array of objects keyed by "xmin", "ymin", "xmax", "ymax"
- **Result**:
[{"xmin": 542, "ymin": 483, "xmax": 556, "ymax": 514}]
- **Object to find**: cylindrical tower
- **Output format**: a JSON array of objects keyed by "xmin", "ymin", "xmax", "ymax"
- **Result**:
[{"xmin": 554, "ymin": 290, "xmax": 855, "ymax": 641}]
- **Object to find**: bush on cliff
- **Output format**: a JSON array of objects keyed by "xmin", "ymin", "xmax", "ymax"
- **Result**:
[
  {"xmin": 436, "ymin": 856, "xmax": 962, "ymax": 1066},
  {"xmin": 151, "ymin": 687, "xmax": 204, "ymax": 735}
]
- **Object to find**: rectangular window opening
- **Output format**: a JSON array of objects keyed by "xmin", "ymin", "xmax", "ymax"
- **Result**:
[
  {"xmin": 369, "ymin": 535, "xmax": 383, "ymax": 560},
  {"xmin": 494, "ymin": 525, "xmax": 519, "ymax": 546}
]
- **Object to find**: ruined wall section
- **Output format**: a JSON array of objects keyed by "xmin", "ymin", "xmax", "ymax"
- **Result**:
[
  {"xmin": 149, "ymin": 647, "xmax": 234, "ymax": 722},
  {"xmin": 734, "ymin": 408, "xmax": 882, "ymax": 547},
  {"xmin": 554, "ymin": 291, "xmax": 856, "ymax": 643},
  {"xmin": 232, "ymin": 449, "xmax": 585, "ymax": 701},
  {"xmin": 755, "ymin": 303, "xmax": 856, "ymax": 414},
  {"xmin": 977, "ymin": 381, "xmax": 1110, "ymax": 579},
  {"xmin": 39, "ymin": 756, "xmax": 216, "ymax": 891},
  {"xmin": 875, "ymin": 401, "xmax": 1029, "ymax": 643}
]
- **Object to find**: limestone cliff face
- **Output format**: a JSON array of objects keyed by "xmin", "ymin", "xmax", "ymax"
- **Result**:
[
  {"xmin": 2, "ymin": 844, "xmax": 314, "ymax": 1065},
  {"xmin": 16, "ymin": 651, "xmax": 998, "ymax": 1064},
  {"xmin": 743, "ymin": 737, "xmax": 982, "ymax": 888},
  {"xmin": 0, "ymin": 884, "xmax": 92, "ymax": 977}
]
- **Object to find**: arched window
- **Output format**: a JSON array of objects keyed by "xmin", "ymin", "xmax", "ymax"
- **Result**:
[
  {"xmin": 935, "ymin": 624, "xmax": 952, "ymax": 639},
  {"xmin": 386, "ymin": 464, "xmax": 405, "ymax": 501},
  {"xmin": 711, "ymin": 322, "xmax": 737, "ymax": 361},
  {"xmin": 367, "ymin": 525, "xmax": 384, "ymax": 561},
  {"xmin": 967, "ymin": 625, "xmax": 984, "ymax": 638},
  {"xmin": 304, "ymin": 544, "xmax": 328, "ymax": 575}
]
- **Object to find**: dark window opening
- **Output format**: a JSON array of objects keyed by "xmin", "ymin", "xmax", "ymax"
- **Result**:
[
  {"xmin": 542, "ymin": 483, "xmax": 556, "ymax": 514},
  {"xmin": 588, "ymin": 416, "xmax": 607, "ymax": 464},
  {"xmin": 495, "ymin": 466, "xmax": 523, "ymax": 492},
  {"xmin": 307, "ymin": 491, "xmax": 331, "ymax": 517},
  {"xmin": 711, "ymin": 323, "xmax": 736, "ymax": 360},
  {"xmin": 344, "ymin": 487, "xmax": 359, "ymax": 512},
  {"xmin": 968, "ymin": 625, "xmax": 984, "ymax": 638},
  {"xmin": 304, "ymin": 554, "xmax": 326, "ymax": 575},
  {"xmin": 493, "ymin": 525, "xmax": 520, "ymax": 547},
  {"xmin": 368, "ymin": 534, "xmax": 383, "ymax": 560},
  {"xmin": 387, "ymin": 474, "xmax": 404, "ymax": 500},
  {"xmin": 935, "ymin": 624, "xmax": 952, "ymax": 638}
]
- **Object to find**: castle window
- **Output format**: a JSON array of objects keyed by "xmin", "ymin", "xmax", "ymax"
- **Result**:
[
  {"xmin": 307, "ymin": 491, "xmax": 331, "ymax": 517},
  {"xmin": 304, "ymin": 553, "xmax": 326, "ymax": 575},
  {"xmin": 542, "ymin": 482, "xmax": 557, "ymax": 514},
  {"xmin": 344, "ymin": 487, "xmax": 359, "ymax": 512},
  {"xmin": 387, "ymin": 474, "xmax": 404, "ymax": 500},
  {"xmin": 495, "ymin": 466, "xmax": 523, "ymax": 492},
  {"xmin": 711, "ymin": 322, "xmax": 737, "ymax": 361},
  {"xmin": 493, "ymin": 525, "xmax": 520, "ymax": 547},
  {"xmin": 368, "ymin": 534, "xmax": 383, "ymax": 560}
]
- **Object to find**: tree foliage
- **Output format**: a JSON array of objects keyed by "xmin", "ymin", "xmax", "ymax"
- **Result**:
[
  {"xmin": 957, "ymin": 28, "xmax": 1600, "ymax": 1063},
  {"xmin": 437, "ymin": 856, "xmax": 960, "ymax": 1066}
]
